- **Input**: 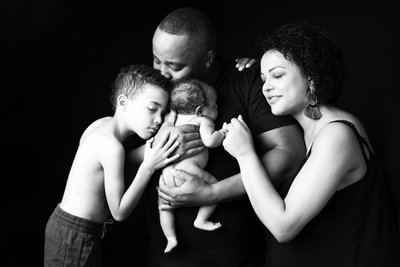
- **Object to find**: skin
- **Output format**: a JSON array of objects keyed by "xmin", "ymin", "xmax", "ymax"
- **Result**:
[
  {"xmin": 159, "ymin": 85, "xmax": 225, "ymax": 252},
  {"xmin": 60, "ymin": 85, "xmax": 180, "ymax": 223},
  {"xmin": 222, "ymin": 50, "xmax": 372, "ymax": 242},
  {"xmin": 153, "ymin": 29, "xmax": 305, "ymax": 208},
  {"xmin": 235, "ymin": 57, "xmax": 257, "ymax": 71}
]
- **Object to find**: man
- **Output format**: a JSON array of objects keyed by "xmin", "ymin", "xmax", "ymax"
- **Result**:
[{"xmin": 144, "ymin": 7, "xmax": 305, "ymax": 266}]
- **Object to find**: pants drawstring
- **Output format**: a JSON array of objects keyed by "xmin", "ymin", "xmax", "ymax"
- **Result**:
[{"xmin": 101, "ymin": 219, "xmax": 114, "ymax": 239}]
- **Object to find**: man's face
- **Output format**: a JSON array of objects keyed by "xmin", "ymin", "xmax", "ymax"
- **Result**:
[{"xmin": 152, "ymin": 27, "xmax": 206, "ymax": 81}]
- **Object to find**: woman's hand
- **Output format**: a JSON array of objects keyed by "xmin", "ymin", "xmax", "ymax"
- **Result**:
[{"xmin": 223, "ymin": 115, "xmax": 255, "ymax": 159}]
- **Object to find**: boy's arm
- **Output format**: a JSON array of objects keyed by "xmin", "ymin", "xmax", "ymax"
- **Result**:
[{"xmin": 104, "ymin": 134, "xmax": 180, "ymax": 221}]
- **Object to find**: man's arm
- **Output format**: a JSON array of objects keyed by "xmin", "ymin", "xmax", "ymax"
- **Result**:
[
  {"xmin": 158, "ymin": 123, "xmax": 305, "ymax": 207},
  {"xmin": 255, "ymin": 124, "xmax": 305, "ymax": 189}
]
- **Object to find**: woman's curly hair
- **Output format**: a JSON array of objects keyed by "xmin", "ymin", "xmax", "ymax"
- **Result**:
[{"xmin": 258, "ymin": 21, "xmax": 347, "ymax": 104}]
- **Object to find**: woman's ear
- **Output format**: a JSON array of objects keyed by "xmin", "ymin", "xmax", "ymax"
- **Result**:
[
  {"xmin": 204, "ymin": 50, "xmax": 215, "ymax": 68},
  {"xmin": 117, "ymin": 94, "xmax": 128, "ymax": 111},
  {"xmin": 195, "ymin": 106, "xmax": 203, "ymax": 116}
]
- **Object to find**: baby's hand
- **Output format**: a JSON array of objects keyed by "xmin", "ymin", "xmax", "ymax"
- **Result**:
[
  {"xmin": 218, "ymin": 122, "xmax": 229, "ymax": 138},
  {"xmin": 143, "ymin": 132, "xmax": 180, "ymax": 171}
]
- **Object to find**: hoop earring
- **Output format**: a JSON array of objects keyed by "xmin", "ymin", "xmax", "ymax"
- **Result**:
[{"xmin": 305, "ymin": 88, "xmax": 322, "ymax": 119}]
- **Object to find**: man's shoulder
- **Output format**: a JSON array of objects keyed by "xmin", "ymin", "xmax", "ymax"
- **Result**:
[{"xmin": 215, "ymin": 56, "xmax": 260, "ymax": 89}]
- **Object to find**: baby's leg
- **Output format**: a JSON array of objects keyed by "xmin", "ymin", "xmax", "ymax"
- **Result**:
[
  {"xmin": 158, "ymin": 197, "xmax": 178, "ymax": 253},
  {"xmin": 193, "ymin": 174, "xmax": 221, "ymax": 231},
  {"xmin": 159, "ymin": 166, "xmax": 179, "ymax": 253},
  {"xmin": 194, "ymin": 204, "xmax": 222, "ymax": 231}
]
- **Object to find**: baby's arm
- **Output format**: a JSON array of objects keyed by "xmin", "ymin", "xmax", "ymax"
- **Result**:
[
  {"xmin": 105, "ymin": 133, "xmax": 180, "ymax": 221},
  {"xmin": 199, "ymin": 118, "xmax": 227, "ymax": 148}
]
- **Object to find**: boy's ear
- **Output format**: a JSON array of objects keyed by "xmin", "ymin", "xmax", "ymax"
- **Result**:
[
  {"xmin": 195, "ymin": 106, "xmax": 203, "ymax": 116},
  {"xmin": 117, "ymin": 94, "xmax": 128, "ymax": 111},
  {"xmin": 204, "ymin": 49, "xmax": 215, "ymax": 68}
]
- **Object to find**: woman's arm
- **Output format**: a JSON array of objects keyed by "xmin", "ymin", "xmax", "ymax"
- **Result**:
[
  {"xmin": 223, "ymin": 116, "xmax": 357, "ymax": 242},
  {"xmin": 158, "ymin": 117, "xmax": 305, "ymax": 207}
]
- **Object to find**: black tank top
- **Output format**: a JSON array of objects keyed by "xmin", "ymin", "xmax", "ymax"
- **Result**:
[{"xmin": 265, "ymin": 120, "xmax": 400, "ymax": 267}]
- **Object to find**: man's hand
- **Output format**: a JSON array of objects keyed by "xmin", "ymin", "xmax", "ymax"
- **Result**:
[
  {"xmin": 154, "ymin": 110, "xmax": 205, "ymax": 160},
  {"xmin": 158, "ymin": 164, "xmax": 217, "ymax": 210},
  {"xmin": 235, "ymin": 57, "xmax": 257, "ymax": 71}
]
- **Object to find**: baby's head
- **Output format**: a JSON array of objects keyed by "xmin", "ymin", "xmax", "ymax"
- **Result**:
[
  {"xmin": 111, "ymin": 64, "xmax": 171, "ymax": 139},
  {"xmin": 170, "ymin": 78, "xmax": 218, "ymax": 120}
]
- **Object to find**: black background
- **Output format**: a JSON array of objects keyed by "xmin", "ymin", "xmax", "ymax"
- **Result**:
[{"xmin": 3, "ymin": 1, "xmax": 399, "ymax": 266}]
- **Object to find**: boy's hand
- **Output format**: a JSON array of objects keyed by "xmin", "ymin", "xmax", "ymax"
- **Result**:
[
  {"xmin": 154, "ymin": 110, "xmax": 205, "ymax": 160},
  {"xmin": 142, "ymin": 132, "xmax": 180, "ymax": 171}
]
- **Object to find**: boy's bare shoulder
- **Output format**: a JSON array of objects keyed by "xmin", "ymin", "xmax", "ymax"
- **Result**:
[
  {"xmin": 80, "ymin": 117, "xmax": 113, "ymax": 144},
  {"xmin": 79, "ymin": 117, "xmax": 124, "ymax": 156}
]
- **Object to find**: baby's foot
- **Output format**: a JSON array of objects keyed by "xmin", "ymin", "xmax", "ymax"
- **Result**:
[
  {"xmin": 194, "ymin": 219, "xmax": 222, "ymax": 231},
  {"xmin": 164, "ymin": 236, "xmax": 178, "ymax": 253}
]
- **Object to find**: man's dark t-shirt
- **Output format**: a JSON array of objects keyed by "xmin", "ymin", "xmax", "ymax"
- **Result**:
[{"xmin": 146, "ymin": 58, "xmax": 296, "ymax": 266}]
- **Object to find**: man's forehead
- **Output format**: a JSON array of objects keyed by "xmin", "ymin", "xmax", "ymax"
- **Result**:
[{"xmin": 153, "ymin": 29, "xmax": 200, "ymax": 61}]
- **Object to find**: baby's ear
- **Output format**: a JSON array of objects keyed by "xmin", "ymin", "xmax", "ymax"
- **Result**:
[{"xmin": 195, "ymin": 106, "xmax": 203, "ymax": 116}]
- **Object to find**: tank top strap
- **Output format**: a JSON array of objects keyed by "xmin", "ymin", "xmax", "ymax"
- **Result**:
[{"xmin": 328, "ymin": 119, "xmax": 375, "ymax": 163}]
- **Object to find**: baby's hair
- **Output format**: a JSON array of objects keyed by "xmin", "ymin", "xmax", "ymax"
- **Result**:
[
  {"xmin": 110, "ymin": 64, "xmax": 170, "ymax": 111},
  {"xmin": 170, "ymin": 78, "xmax": 212, "ymax": 114}
]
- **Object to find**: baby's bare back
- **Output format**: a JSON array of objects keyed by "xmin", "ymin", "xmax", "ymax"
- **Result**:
[{"xmin": 162, "ymin": 114, "xmax": 209, "ymax": 187}]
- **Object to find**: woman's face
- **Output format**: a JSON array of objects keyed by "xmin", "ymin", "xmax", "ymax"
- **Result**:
[{"xmin": 260, "ymin": 50, "xmax": 309, "ymax": 117}]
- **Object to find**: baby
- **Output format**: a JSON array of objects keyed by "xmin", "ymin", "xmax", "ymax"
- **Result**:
[{"xmin": 159, "ymin": 78, "xmax": 227, "ymax": 253}]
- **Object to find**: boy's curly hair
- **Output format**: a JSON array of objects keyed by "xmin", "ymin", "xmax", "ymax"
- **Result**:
[{"xmin": 110, "ymin": 64, "xmax": 170, "ymax": 111}]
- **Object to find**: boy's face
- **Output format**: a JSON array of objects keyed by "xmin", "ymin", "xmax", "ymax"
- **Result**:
[{"xmin": 126, "ymin": 84, "xmax": 169, "ymax": 139}]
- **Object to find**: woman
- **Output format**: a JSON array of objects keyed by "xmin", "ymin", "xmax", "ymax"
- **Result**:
[{"xmin": 222, "ymin": 21, "xmax": 399, "ymax": 266}]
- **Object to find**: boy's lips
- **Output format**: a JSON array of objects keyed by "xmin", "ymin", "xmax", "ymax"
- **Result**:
[{"xmin": 148, "ymin": 127, "xmax": 159, "ymax": 134}]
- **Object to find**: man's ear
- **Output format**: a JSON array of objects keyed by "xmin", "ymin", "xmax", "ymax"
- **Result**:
[
  {"xmin": 195, "ymin": 106, "xmax": 203, "ymax": 116},
  {"xmin": 204, "ymin": 49, "xmax": 215, "ymax": 68},
  {"xmin": 117, "ymin": 94, "xmax": 128, "ymax": 111}
]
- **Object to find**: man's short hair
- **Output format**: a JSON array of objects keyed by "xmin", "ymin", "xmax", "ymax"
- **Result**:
[{"xmin": 158, "ymin": 7, "xmax": 216, "ymax": 52}]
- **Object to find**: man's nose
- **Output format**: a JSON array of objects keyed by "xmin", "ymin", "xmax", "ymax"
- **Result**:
[{"xmin": 160, "ymin": 65, "xmax": 172, "ymax": 80}]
